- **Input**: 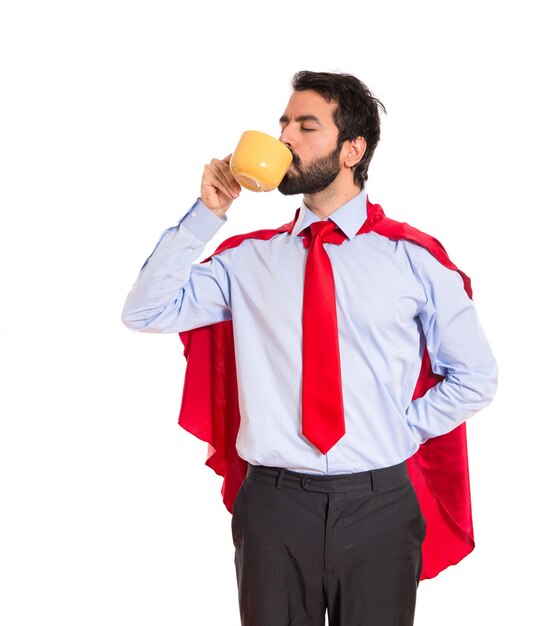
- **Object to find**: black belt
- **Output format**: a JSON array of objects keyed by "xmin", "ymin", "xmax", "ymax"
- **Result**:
[{"xmin": 246, "ymin": 460, "xmax": 409, "ymax": 493}]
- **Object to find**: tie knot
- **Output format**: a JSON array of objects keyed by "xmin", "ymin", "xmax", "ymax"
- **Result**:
[
  {"xmin": 310, "ymin": 220, "xmax": 337, "ymax": 239},
  {"xmin": 300, "ymin": 220, "xmax": 346, "ymax": 248}
]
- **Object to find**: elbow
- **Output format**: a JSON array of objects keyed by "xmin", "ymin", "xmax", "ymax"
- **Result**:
[
  {"xmin": 121, "ymin": 300, "xmax": 176, "ymax": 333},
  {"xmin": 478, "ymin": 354, "xmax": 499, "ymax": 406},
  {"xmin": 463, "ymin": 358, "xmax": 499, "ymax": 410},
  {"xmin": 121, "ymin": 313, "xmax": 135, "ymax": 330},
  {"xmin": 121, "ymin": 307, "xmax": 143, "ymax": 331},
  {"xmin": 121, "ymin": 301, "xmax": 152, "ymax": 332},
  {"xmin": 485, "ymin": 359, "xmax": 499, "ymax": 405}
]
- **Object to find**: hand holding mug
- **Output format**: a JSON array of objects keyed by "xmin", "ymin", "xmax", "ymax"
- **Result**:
[
  {"xmin": 200, "ymin": 132, "xmax": 293, "ymax": 218},
  {"xmin": 200, "ymin": 155, "xmax": 242, "ymax": 217}
]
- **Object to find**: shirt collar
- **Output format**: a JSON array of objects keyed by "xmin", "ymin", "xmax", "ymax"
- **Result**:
[{"xmin": 290, "ymin": 187, "xmax": 368, "ymax": 240}]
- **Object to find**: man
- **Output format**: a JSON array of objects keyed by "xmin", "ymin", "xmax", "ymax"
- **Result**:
[{"xmin": 122, "ymin": 71, "xmax": 498, "ymax": 626}]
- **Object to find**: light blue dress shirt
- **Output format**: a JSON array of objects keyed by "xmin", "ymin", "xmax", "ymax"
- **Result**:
[{"xmin": 122, "ymin": 190, "xmax": 498, "ymax": 475}]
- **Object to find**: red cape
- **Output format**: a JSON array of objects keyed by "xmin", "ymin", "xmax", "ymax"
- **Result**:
[{"xmin": 178, "ymin": 198, "xmax": 474, "ymax": 581}]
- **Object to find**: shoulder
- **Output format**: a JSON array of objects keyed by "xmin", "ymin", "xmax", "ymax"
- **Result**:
[
  {"xmin": 365, "ymin": 201, "xmax": 472, "ymax": 297},
  {"xmin": 366, "ymin": 204, "xmax": 451, "ymax": 261}
]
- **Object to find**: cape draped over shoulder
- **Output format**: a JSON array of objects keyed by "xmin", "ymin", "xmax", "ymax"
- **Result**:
[{"xmin": 177, "ymin": 198, "xmax": 474, "ymax": 581}]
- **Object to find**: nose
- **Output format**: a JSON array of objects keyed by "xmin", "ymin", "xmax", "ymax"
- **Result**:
[{"xmin": 279, "ymin": 125, "xmax": 294, "ymax": 149}]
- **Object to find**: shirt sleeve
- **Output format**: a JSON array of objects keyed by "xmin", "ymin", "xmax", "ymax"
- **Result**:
[
  {"xmin": 121, "ymin": 199, "xmax": 233, "ymax": 333},
  {"xmin": 405, "ymin": 245, "xmax": 498, "ymax": 443}
]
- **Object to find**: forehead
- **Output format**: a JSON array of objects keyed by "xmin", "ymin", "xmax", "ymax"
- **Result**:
[{"xmin": 280, "ymin": 90, "xmax": 338, "ymax": 126}]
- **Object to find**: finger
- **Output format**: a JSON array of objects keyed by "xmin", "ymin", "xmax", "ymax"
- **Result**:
[
  {"xmin": 206, "ymin": 160, "xmax": 239, "ymax": 199},
  {"xmin": 222, "ymin": 154, "xmax": 232, "ymax": 164},
  {"xmin": 219, "ymin": 161, "xmax": 242, "ymax": 195},
  {"xmin": 200, "ymin": 176, "xmax": 232, "ymax": 212},
  {"xmin": 211, "ymin": 164, "xmax": 240, "ymax": 200},
  {"xmin": 212, "ymin": 158, "xmax": 241, "ymax": 197}
]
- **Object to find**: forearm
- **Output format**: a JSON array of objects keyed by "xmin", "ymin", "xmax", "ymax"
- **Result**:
[
  {"xmin": 406, "ymin": 356, "xmax": 498, "ymax": 442},
  {"xmin": 121, "ymin": 199, "xmax": 230, "ymax": 333}
]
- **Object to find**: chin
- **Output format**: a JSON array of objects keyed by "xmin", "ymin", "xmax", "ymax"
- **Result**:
[{"xmin": 277, "ymin": 179, "xmax": 301, "ymax": 196}]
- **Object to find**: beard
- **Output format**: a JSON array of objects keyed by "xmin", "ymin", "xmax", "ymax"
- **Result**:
[{"xmin": 278, "ymin": 143, "xmax": 343, "ymax": 196}]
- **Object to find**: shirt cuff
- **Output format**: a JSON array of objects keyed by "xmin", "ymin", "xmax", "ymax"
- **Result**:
[{"xmin": 179, "ymin": 199, "xmax": 227, "ymax": 243}]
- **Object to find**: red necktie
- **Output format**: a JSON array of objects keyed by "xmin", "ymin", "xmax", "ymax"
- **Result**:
[{"xmin": 299, "ymin": 220, "xmax": 347, "ymax": 454}]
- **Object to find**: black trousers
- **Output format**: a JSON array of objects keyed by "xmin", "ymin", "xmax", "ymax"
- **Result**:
[{"xmin": 231, "ymin": 461, "xmax": 426, "ymax": 626}]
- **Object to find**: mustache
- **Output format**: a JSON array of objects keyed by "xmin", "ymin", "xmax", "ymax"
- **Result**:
[{"xmin": 289, "ymin": 151, "xmax": 301, "ymax": 167}]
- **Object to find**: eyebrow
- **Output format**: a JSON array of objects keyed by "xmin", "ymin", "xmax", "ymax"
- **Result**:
[{"xmin": 279, "ymin": 114, "xmax": 322, "ymax": 125}]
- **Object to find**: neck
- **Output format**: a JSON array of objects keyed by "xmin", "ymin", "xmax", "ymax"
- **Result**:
[{"xmin": 303, "ymin": 183, "xmax": 362, "ymax": 219}]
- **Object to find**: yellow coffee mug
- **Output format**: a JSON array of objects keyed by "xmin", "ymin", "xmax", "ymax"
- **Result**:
[{"xmin": 230, "ymin": 130, "xmax": 293, "ymax": 192}]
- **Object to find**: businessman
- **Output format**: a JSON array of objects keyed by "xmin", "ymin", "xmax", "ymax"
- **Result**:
[{"xmin": 122, "ymin": 71, "xmax": 498, "ymax": 625}]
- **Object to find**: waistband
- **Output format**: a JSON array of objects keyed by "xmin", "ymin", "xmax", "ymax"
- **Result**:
[{"xmin": 246, "ymin": 461, "xmax": 409, "ymax": 493}]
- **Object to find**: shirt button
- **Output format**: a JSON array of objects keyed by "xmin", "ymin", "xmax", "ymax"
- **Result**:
[{"xmin": 190, "ymin": 211, "xmax": 197, "ymax": 218}]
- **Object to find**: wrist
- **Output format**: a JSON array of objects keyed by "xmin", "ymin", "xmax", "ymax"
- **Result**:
[
  {"xmin": 208, "ymin": 205, "xmax": 230, "ymax": 219},
  {"xmin": 196, "ymin": 198, "xmax": 229, "ymax": 221}
]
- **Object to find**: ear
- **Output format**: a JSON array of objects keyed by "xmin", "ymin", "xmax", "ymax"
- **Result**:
[{"xmin": 343, "ymin": 137, "xmax": 367, "ymax": 168}]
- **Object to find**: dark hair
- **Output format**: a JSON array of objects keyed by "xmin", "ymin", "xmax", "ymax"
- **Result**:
[{"xmin": 291, "ymin": 71, "xmax": 386, "ymax": 188}]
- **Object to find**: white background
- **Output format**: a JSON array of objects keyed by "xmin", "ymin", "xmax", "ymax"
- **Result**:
[{"xmin": 1, "ymin": 0, "xmax": 533, "ymax": 624}]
